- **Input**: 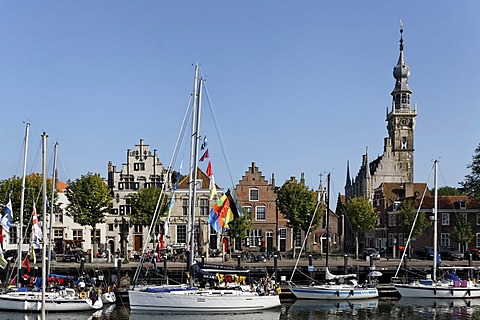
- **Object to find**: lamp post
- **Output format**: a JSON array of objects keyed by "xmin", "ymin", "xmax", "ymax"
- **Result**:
[{"xmin": 114, "ymin": 217, "xmax": 130, "ymax": 258}]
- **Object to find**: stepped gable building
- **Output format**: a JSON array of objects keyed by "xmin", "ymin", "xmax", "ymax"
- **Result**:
[
  {"xmin": 235, "ymin": 162, "xmax": 291, "ymax": 252},
  {"xmin": 106, "ymin": 139, "xmax": 171, "ymax": 257},
  {"xmin": 345, "ymin": 26, "xmax": 417, "ymax": 202}
]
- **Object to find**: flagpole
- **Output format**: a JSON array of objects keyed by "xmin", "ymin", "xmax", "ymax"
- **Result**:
[
  {"xmin": 187, "ymin": 64, "xmax": 201, "ymax": 286},
  {"xmin": 41, "ymin": 132, "xmax": 48, "ymax": 318},
  {"xmin": 17, "ymin": 122, "xmax": 30, "ymax": 288},
  {"xmin": 47, "ymin": 142, "xmax": 58, "ymax": 277}
]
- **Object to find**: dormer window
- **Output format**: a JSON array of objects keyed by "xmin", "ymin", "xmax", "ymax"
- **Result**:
[
  {"xmin": 393, "ymin": 201, "xmax": 401, "ymax": 211},
  {"xmin": 460, "ymin": 200, "xmax": 467, "ymax": 210}
]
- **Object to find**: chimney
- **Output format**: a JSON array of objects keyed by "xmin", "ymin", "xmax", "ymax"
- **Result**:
[{"xmin": 404, "ymin": 182, "xmax": 414, "ymax": 198}]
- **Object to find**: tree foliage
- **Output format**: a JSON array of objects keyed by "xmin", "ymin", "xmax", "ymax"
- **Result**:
[
  {"xmin": 228, "ymin": 209, "xmax": 253, "ymax": 240},
  {"xmin": 436, "ymin": 186, "xmax": 465, "ymax": 196},
  {"xmin": 345, "ymin": 197, "xmax": 378, "ymax": 258},
  {"xmin": 277, "ymin": 180, "xmax": 322, "ymax": 234},
  {"xmin": 396, "ymin": 200, "xmax": 429, "ymax": 240},
  {"xmin": 130, "ymin": 187, "xmax": 168, "ymax": 226},
  {"xmin": 460, "ymin": 143, "xmax": 480, "ymax": 200},
  {"xmin": 65, "ymin": 173, "xmax": 112, "ymax": 230},
  {"xmin": 346, "ymin": 197, "xmax": 378, "ymax": 234},
  {"xmin": 0, "ymin": 174, "xmax": 55, "ymax": 225},
  {"xmin": 451, "ymin": 221, "xmax": 473, "ymax": 252}
]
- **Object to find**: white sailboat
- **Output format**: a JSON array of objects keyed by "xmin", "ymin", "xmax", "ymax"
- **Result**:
[
  {"xmin": 289, "ymin": 174, "xmax": 379, "ymax": 300},
  {"xmin": 128, "ymin": 65, "xmax": 280, "ymax": 312},
  {"xmin": 289, "ymin": 267, "xmax": 379, "ymax": 300},
  {"xmin": 394, "ymin": 160, "xmax": 480, "ymax": 298},
  {"xmin": 0, "ymin": 129, "xmax": 103, "ymax": 312}
]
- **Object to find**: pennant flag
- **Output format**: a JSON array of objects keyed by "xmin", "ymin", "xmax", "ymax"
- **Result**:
[
  {"xmin": 32, "ymin": 203, "xmax": 42, "ymax": 250},
  {"xmin": 1, "ymin": 192, "xmax": 13, "ymax": 231},
  {"xmin": 209, "ymin": 176, "xmax": 217, "ymax": 201},
  {"xmin": 0, "ymin": 255, "xmax": 6, "ymax": 269},
  {"xmin": 168, "ymin": 179, "xmax": 178, "ymax": 211},
  {"xmin": 199, "ymin": 149, "xmax": 210, "ymax": 162},
  {"xmin": 208, "ymin": 190, "xmax": 238, "ymax": 231},
  {"xmin": 163, "ymin": 219, "xmax": 169, "ymax": 239},
  {"xmin": 0, "ymin": 245, "xmax": 6, "ymax": 269},
  {"xmin": 30, "ymin": 245, "xmax": 36, "ymax": 264},
  {"xmin": 206, "ymin": 161, "xmax": 213, "ymax": 177},
  {"xmin": 206, "ymin": 161, "xmax": 216, "ymax": 200},
  {"xmin": 201, "ymin": 136, "xmax": 208, "ymax": 150},
  {"xmin": 22, "ymin": 254, "xmax": 31, "ymax": 273},
  {"xmin": 159, "ymin": 234, "xmax": 165, "ymax": 250},
  {"xmin": 165, "ymin": 162, "xmax": 182, "ymax": 239}
]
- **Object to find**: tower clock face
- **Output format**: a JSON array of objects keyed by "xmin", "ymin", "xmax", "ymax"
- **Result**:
[{"xmin": 397, "ymin": 118, "xmax": 410, "ymax": 128}]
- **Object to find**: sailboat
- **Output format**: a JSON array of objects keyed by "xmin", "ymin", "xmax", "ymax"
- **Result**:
[
  {"xmin": 0, "ymin": 129, "xmax": 103, "ymax": 312},
  {"xmin": 394, "ymin": 160, "xmax": 480, "ymax": 298},
  {"xmin": 289, "ymin": 173, "xmax": 380, "ymax": 300},
  {"xmin": 128, "ymin": 65, "xmax": 281, "ymax": 312}
]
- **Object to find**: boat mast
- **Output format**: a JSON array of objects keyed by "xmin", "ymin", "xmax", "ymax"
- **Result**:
[
  {"xmin": 41, "ymin": 132, "xmax": 48, "ymax": 318},
  {"xmin": 187, "ymin": 64, "xmax": 202, "ymax": 282},
  {"xmin": 47, "ymin": 142, "xmax": 58, "ymax": 277},
  {"xmin": 325, "ymin": 172, "xmax": 330, "ymax": 268},
  {"xmin": 17, "ymin": 122, "xmax": 30, "ymax": 287},
  {"xmin": 433, "ymin": 160, "xmax": 438, "ymax": 282}
]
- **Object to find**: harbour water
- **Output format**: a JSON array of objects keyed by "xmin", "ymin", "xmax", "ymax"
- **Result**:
[{"xmin": 2, "ymin": 299, "xmax": 480, "ymax": 320}]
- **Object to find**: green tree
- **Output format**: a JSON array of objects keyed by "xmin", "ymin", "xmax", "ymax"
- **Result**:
[
  {"xmin": 436, "ymin": 186, "xmax": 465, "ymax": 196},
  {"xmin": 396, "ymin": 200, "xmax": 429, "ymax": 254},
  {"xmin": 65, "ymin": 173, "xmax": 112, "ymax": 250},
  {"xmin": 451, "ymin": 221, "xmax": 473, "ymax": 252},
  {"xmin": 345, "ymin": 197, "xmax": 378, "ymax": 259},
  {"xmin": 228, "ymin": 209, "xmax": 253, "ymax": 249},
  {"xmin": 129, "ymin": 187, "xmax": 168, "ymax": 226},
  {"xmin": 0, "ymin": 174, "xmax": 55, "ymax": 225},
  {"xmin": 277, "ymin": 180, "xmax": 322, "ymax": 252},
  {"xmin": 460, "ymin": 143, "xmax": 480, "ymax": 200}
]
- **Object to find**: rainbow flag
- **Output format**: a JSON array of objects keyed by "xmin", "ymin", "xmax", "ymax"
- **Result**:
[{"xmin": 208, "ymin": 190, "xmax": 238, "ymax": 231}]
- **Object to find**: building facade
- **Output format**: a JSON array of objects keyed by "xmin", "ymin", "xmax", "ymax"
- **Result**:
[
  {"xmin": 235, "ymin": 162, "xmax": 291, "ymax": 253},
  {"xmin": 106, "ymin": 139, "xmax": 171, "ymax": 257}
]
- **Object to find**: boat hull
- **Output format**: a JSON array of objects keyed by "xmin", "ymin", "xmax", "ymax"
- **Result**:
[
  {"xmin": 128, "ymin": 288, "xmax": 281, "ymax": 312},
  {"xmin": 0, "ymin": 291, "xmax": 103, "ymax": 312},
  {"xmin": 395, "ymin": 283, "xmax": 480, "ymax": 298},
  {"xmin": 290, "ymin": 285, "xmax": 379, "ymax": 300}
]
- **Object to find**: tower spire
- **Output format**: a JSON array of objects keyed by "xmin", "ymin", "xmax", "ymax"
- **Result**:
[
  {"xmin": 391, "ymin": 20, "xmax": 411, "ymax": 110},
  {"xmin": 345, "ymin": 160, "xmax": 351, "ymax": 188},
  {"xmin": 365, "ymin": 147, "xmax": 371, "ymax": 179}
]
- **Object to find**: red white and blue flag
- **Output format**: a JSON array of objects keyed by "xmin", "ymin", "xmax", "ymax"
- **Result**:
[{"xmin": 0, "ymin": 192, "xmax": 13, "ymax": 231}]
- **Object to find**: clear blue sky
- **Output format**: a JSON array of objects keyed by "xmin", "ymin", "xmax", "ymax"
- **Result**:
[{"xmin": 1, "ymin": 1, "xmax": 479, "ymax": 200}]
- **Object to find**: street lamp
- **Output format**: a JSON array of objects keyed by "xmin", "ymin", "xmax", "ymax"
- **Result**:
[{"xmin": 114, "ymin": 217, "xmax": 130, "ymax": 257}]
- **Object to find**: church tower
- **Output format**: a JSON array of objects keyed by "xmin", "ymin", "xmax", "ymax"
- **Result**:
[
  {"xmin": 385, "ymin": 23, "xmax": 416, "ymax": 183},
  {"xmin": 346, "ymin": 23, "xmax": 416, "ymax": 201}
]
